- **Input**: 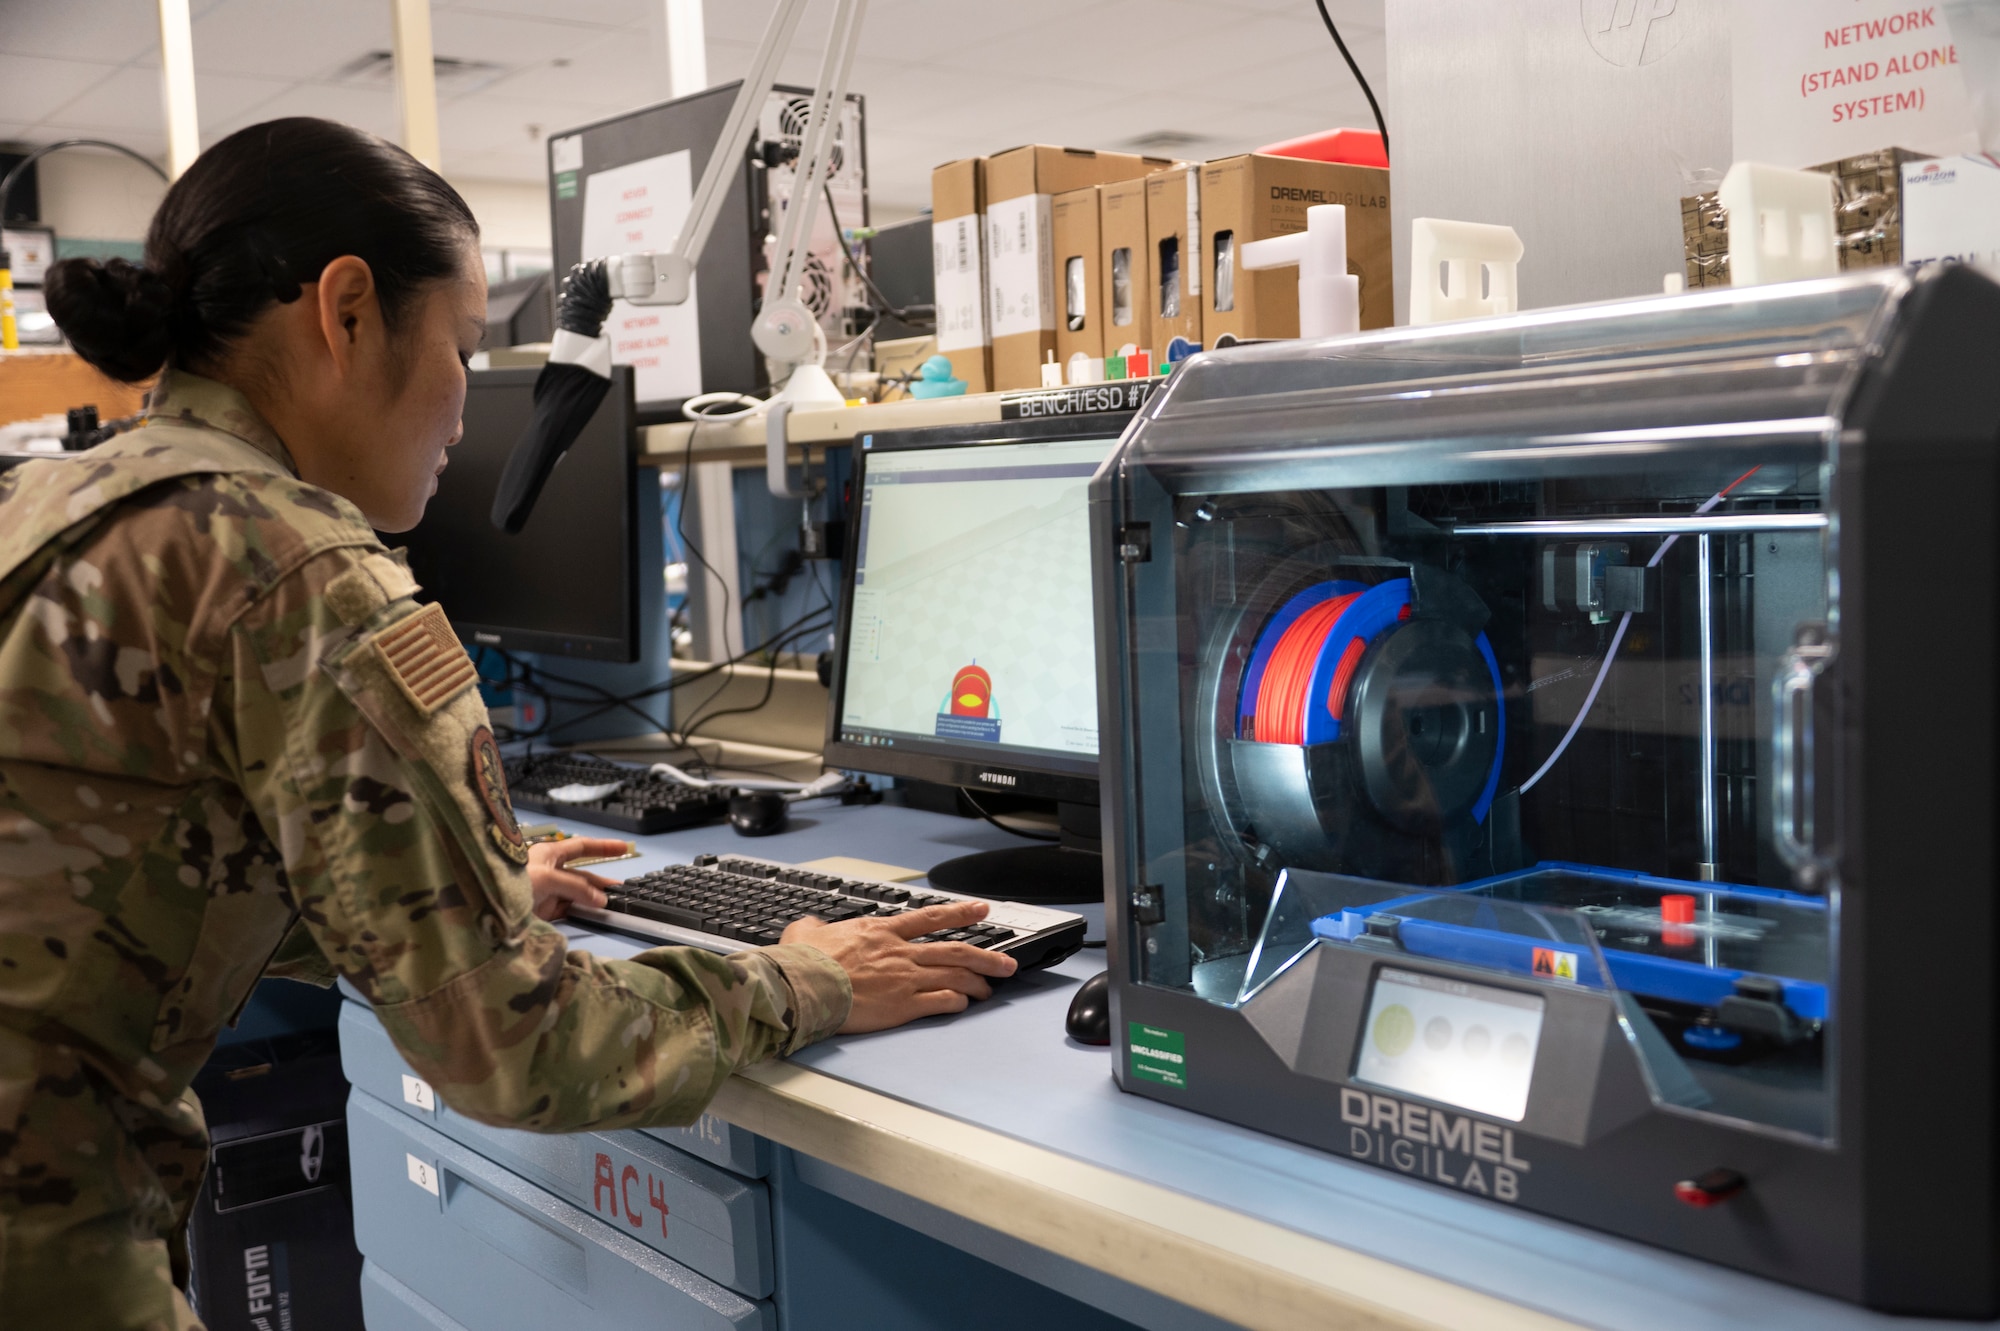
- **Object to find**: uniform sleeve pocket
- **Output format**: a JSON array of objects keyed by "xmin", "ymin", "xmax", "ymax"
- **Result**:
[{"xmin": 314, "ymin": 615, "xmax": 536, "ymax": 946}]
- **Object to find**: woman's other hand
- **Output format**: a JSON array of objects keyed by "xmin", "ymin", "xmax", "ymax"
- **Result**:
[{"xmin": 526, "ymin": 837, "xmax": 626, "ymax": 920}]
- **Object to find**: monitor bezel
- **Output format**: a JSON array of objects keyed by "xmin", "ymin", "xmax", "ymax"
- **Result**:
[
  {"xmin": 423, "ymin": 365, "xmax": 642, "ymax": 662},
  {"xmin": 821, "ymin": 413, "xmax": 1134, "ymax": 804}
]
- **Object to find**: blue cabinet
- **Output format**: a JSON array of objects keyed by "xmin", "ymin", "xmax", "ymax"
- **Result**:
[
  {"xmin": 341, "ymin": 1002, "xmax": 773, "ymax": 1296},
  {"xmin": 342, "ymin": 995, "xmax": 1145, "ymax": 1331},
  {"xmin": 348, "ymin": 1091, "xmax": 773, "ymax": 1330}
]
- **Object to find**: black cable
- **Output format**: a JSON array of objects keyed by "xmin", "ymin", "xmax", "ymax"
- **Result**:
[
  {"xmin": 1313, "ymin": 0, "xmax": 1389, "ymax": 163},
  {"xmin": 678, "ymin": 416, "xmax": 739, "ymax": 662},
  {"xmin": 821, "ymin": 181, "xmax": 934, "ymax": 328},
  {"xmin": 960, "ymin": 790, "xmax": 1060, "ymax": 843},
  {"xmin": 1, "ymin": 139, "xmax": 167, "ymax": 230},
  {"xmin": 670, "ymin": 611, "xmax": 832, "ymax": 750},
  {"xmin": 522, "ymin": 603, "xmax": 833, "ymax": 743}
]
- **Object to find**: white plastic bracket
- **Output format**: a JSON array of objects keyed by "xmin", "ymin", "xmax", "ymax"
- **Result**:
[
  {"xmin": 766, "ymin": 401, "xmax": 803, "ymax": 499},
  {"xmin": 1409, "ymin": 218, "xmax": 1524, "ymax": 325}
]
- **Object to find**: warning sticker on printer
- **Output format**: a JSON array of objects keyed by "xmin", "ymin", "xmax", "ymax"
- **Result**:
[
  {"xmin": 1128, "ymin": 1022, "xmax": 1186, "ymax": 1089},
  {"xmin": 1531, "ymin": 948, "xmax": 1578, "ymax": 982}
]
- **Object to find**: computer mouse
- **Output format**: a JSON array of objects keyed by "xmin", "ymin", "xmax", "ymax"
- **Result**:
[
  {"xmin": 1065, "ymin": 969, "xmax": 1111, "ymax": 1046},
  {"xmin": 728, "ymin": 789, "xmax": 790, "ymax": 837}
]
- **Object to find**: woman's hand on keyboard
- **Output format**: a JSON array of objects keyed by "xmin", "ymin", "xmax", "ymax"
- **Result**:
[
  {"xmin": 783, "ymin": 900, "xmax": 1020, "ymax": 1032},
  {"xmin": 527, "ymin": 837, "xmax": 627, "ymax": 920}
]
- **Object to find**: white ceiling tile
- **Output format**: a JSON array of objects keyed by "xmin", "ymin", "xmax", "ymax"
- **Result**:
[
  {"xmin": 437, "ymin": 0, "xmax": 652, "ymax": 29},
  {"xmin": 483, "ymin": 30, "xmax": 669, "ymax": 112},
  {"xmin": 34, "ymin": 63, "xmax": 297, "ymax": 141},
  {"xmin": 0, "ymin": 0, "xmax": 159, "ymax": 65},
  {"xmin": 35, "ymin": 62, "xmax": 167, "ymax": 134},
  {"xmin": 203, "ymin": 81, "xmax": 401, "ymax": 143},
  {"xmin": 429, "ymin": 9, "xmax": 622, "ymax": 65},
  {"xmin": 191, "ymin": 0, "xmax": 393, "ymax": 82},
  {"xmin": 0, "ymin": 53, "xmax": 123, "ymax": 125}
]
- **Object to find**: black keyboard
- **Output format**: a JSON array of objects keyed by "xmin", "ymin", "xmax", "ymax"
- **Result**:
[
  {"xmin": 576, "ymin": 853, "xmax": 1088, "ymax": 974},
  {"xmin": 505, "ymin": 754, "xmax": 730, "ymax": 836}
]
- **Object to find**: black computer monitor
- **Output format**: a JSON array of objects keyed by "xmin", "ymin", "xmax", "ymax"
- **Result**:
[
  {"xmin": 395, "ymin": 365, "xmax": 640, "ymax": 661},
  {"xmin": 823, "ymin": 415, "xmax": 1129, "ymax": 902}
]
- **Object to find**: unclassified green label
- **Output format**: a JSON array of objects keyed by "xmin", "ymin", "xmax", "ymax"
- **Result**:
[
  {"xmin": 555, "ymin": 171, "xmax": 578, "ymax": 200},
  {"xmin": 1128, "ymin": 1022, "xmax": 1186, "ymax": 1089}
]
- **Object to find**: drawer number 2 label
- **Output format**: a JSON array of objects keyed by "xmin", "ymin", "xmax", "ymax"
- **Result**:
[
  {"xmin": 406, "ymin": 1153, "xmax": 440, "ymax": 1197},
  {"xmin": 401, "ymin": 1074, "xmax": 436, "ymax": 1112}
]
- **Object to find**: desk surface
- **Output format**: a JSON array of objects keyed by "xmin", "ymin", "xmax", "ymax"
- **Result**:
[{"xmin": 546, "ymin": 798, "xmax": 1989, "ymax": 1331}]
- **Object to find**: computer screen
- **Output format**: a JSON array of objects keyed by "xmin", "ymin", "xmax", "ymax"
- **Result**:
[
  {"xmin": 824, "ymin": 417, "xmax": 1124, "ymax": 803},
  {"xmin": 393, "ymin": 365, "xmax": 640, "ymax": 661}
]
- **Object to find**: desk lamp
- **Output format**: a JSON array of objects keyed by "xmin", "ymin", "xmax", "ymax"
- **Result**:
[{"xmin": 493, "ymin": 0, "xmax": 869, "ymax": 530}]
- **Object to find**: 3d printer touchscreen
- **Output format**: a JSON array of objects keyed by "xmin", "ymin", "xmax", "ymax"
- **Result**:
[{"xmin": 1353, "ymin": 968, "xmax": 1545, "ymax": 1122}]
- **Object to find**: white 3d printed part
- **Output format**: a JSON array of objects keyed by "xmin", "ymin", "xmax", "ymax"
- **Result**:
[
  {"xmin": 1409, "ymin": 218, "xmax": 1523, "ymax": 325},
  {"xmin": 1239, "ymin": 203, "xmax": 1361, "ymax": 340},
  {"xmin": 1719, "ymin": 162, "xmax": 1839, "ymax": 287}
]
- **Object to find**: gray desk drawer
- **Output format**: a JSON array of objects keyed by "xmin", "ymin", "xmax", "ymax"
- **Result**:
[
  {"xmin": 338, "ymin": 1001, "xmax": 773, "ymax": 1296},
  {"xmin": 359, "ymin": 1260, "xmax": 469, "ymax": 1331},
  {"xmin": 349, "ymin": 1090, "xmax": 773, "ymax": 1331},
  {"xmin": 639, "ymin": 1115, "xmax": 770, "ymax": 1180}
]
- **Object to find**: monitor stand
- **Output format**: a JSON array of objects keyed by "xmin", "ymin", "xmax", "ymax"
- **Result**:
[{"xmin": 926, "ymin": 799, "xmax": 1104, "ymax": 905}]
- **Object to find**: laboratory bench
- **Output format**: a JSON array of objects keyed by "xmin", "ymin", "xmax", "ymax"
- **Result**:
[{"xmin": 339, "ymin": 799, "xmax": 1996, "ymax": 1331}]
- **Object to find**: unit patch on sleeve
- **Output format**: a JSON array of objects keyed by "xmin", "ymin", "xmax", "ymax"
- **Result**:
[
  {"xmin": 374, "ymin": 602, "xmax": 478, "ymax": 716},
  {"xmin": 470, "ymin": 725, "xmax": 529, "ymax": 864}
]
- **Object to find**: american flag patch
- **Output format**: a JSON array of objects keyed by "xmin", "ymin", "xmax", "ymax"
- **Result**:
[{"xmin": 374, "ymin": 603, "xmax": 477, "ymax": 716}]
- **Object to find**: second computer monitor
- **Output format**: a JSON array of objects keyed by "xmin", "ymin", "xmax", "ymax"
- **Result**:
[
  {"xmin": 394, "ymin": 365, "xmax": 641, "ymax": 661},
  {"xmin": 824, "ymin": 416, "xmax": 1125, "ymax": 806}
]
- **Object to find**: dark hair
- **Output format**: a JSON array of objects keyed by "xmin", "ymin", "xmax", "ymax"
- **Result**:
[{"xmin": 46, "ymin": 118, "xmax": 479, "ymax": 383}]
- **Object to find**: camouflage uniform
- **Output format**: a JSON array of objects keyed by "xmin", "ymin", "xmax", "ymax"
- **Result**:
[{"xmin": 0, "ymin": 371, "xmax": 850, "ymax": 1329}]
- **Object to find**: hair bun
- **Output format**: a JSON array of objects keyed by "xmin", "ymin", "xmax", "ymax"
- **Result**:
[{"xmin": 44, "ymin": 256, "xmax": 177, "ymax": 383}]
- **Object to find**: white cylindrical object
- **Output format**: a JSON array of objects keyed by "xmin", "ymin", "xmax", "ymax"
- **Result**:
[
  {"xmin": 1298, "ymin": 273, "xmax": 1360, "ymax": 340},
  {"xmin": 1238, "ymin": 204, "xmax": 1360, "ymax": 340}
]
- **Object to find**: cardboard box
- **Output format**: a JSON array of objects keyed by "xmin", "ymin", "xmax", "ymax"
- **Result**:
[
  {"xmin": 1098, "ymin": 176, "xmax": 1153, "ymax": 362},
  {"xmin": 1679, "ymin": 147, "xmax": 1926, "ymax": 289},
  {"xmin": 986, "ymin": 145, "xmax": 1167, "ymax": 391},
  {"xmin": 1052, "ymin": 187, "xmax": 1103, "ymax": 367},
  {"xmin": 931, "ymin": 156, "xmax": 989, "ymax": 393},
  {"xmin": 1200, "ymin": 153, "xmax": 1393, "ymax": 342},
  {"xmin": 1145, "ymin": 166, "xmax": 1203, "ymax": 362}
]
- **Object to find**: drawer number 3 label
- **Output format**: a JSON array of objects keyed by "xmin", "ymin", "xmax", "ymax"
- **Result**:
[
  {"xmin": 401, "ymin": 1074, "xmax": 436, "ymax": 1112},
  {"xmin": 406, "ymin": 1153, "xmax": 440, "ymax": 1197}
]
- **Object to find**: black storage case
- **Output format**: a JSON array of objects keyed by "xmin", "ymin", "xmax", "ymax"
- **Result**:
[
  {"xmin": 184, "ymin": 1033, "xmax": 364, "ymax": 1330},
  {"xmin": 1091, "ymin": 265, "xmax": 2000, "ymax": 1314}
]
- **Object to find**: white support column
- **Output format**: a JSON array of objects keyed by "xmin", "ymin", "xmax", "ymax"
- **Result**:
[
  {"xmin": 157, "ymin": 0, "xmax": 200, "ymax": 178},
  {"xmin": 664, "ymin": 0, "xmax": 709, "ymax": 98},
  {"xmin": 685, "ymin": 460, "xmax": 744, "ymax": 664},
  {"xmin": 390, "ymin": 0, "xmax": 442, "ymax": 170}
]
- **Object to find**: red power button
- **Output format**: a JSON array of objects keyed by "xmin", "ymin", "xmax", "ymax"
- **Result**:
[{"xmin": 1674, "ymin": 1168, "xmax": 1747, "ymax": 1208}]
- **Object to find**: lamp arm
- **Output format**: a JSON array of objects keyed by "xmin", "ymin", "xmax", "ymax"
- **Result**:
[{"xmin": 672, "ymin": 0, "xmax": 812, "ymax": 272}]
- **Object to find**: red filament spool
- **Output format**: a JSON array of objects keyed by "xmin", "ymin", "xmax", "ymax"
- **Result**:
[{"xmin": 1252, "ymin": 592, "xmax": 1360, "ymax": 744}]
